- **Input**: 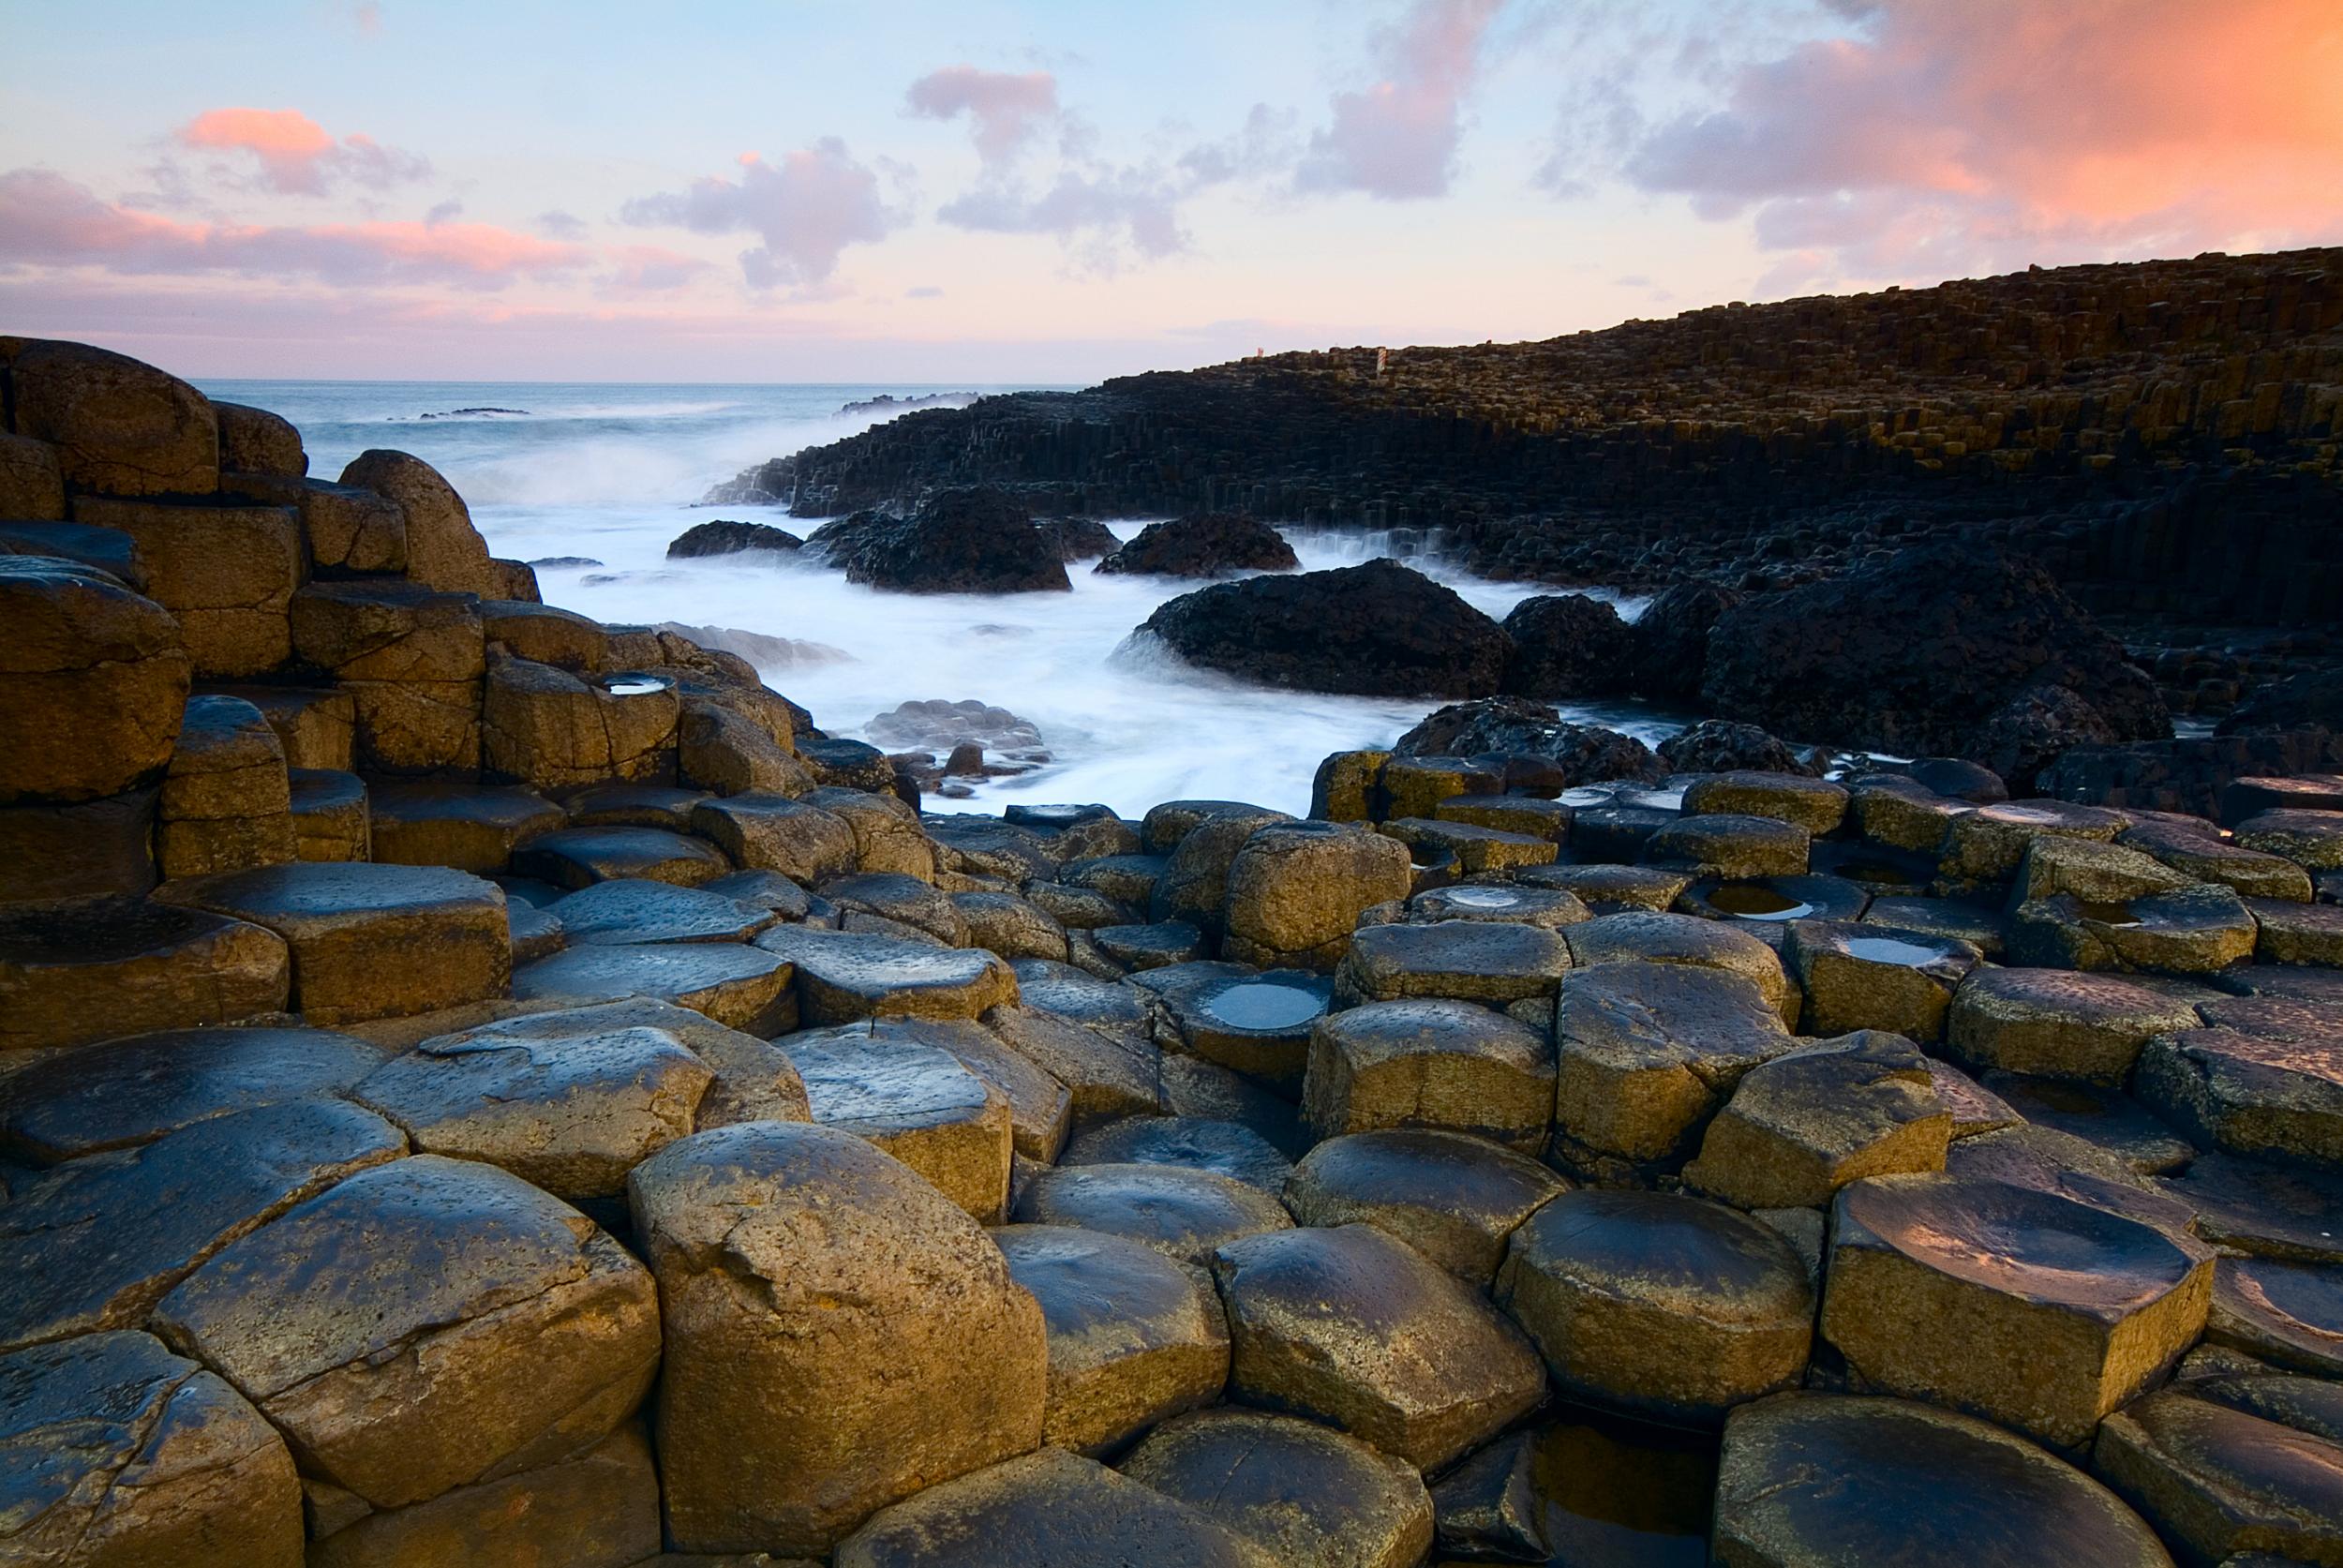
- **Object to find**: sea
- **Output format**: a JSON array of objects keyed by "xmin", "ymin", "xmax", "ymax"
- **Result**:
[{"xmin": 198, "ymin": 379, "xmax": 1680, "ymax": 818}]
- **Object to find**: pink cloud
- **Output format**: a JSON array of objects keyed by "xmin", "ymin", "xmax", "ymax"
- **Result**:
[
  {"xmin": 1625, "ymin": 0, "xmax": 2343, "ymax": 282},
  {"xmin": 0, "ymin": 168, "xmax": 589, "ymax": 288},
  {"xmin": 1297, "ymin": 0, "xmax": 1506, "ymax": 200},
  {"xmin": 177, "ymin": 107, "xmax": 430, "ymax": 195},
  {"xmin": 619, "ymin": 139, "xmax": 896, "ymax": 288},
  {"xmin": 905, "ymin": 67, "xmax": 1060, "ymax": 166},
  {"xmin": 602, "ymin": 245, "xmax": 713, "ymax": 292}
]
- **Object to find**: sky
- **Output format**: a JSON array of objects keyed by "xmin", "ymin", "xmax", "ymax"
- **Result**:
[{"xmin": 3, "ymin": 0, "xmax": 2339, "ymax": 382}]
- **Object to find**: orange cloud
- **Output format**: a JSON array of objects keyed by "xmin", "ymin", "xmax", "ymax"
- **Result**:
[{"xmin": 176, "ymin": 106, "xmax": 430, "ymax": 195}]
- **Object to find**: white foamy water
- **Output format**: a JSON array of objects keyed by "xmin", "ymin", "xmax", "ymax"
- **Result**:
[{"xmin": 205, "ymin": 378, "xmax": 1682, "ymax": 817}]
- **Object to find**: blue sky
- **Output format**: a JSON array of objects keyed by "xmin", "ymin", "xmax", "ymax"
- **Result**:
[{"xmin": 4, "ymin": 0, "xmax": 2337, "ymax": 381}]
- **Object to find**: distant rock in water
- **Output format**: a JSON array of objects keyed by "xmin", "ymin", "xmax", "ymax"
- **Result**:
[
  {"xmin": 1701, "ymin": 541, "xmax": 2171, "ymax": 760},
  {"xmin": 655, "ymin": 622, "xmax": 848, "ymax": 670},
  {"xmin": 1500, "ymin": 593, "xmax": 1633, "ymax": 697},
  {"xmin": 1095, "ymin": 514, "xmax": 1298, "ymax": 577},
  {"xmin": 867, "ymin": 699, "xmax": 1046, "ymax": 754},
  {"xmin": 416, "ymin": 407, "xmax": 529, "ymax": 418},
  {"xmin": 1136, "ymin": 557, "xmax": 1510, "ymax": 697},
  {"xmin": 1659, "ymin": 718, "xmax": 1815, "ymax": 776},
  {"xmin": 1395, "ymin": 696, "xmax": 1663, "ymax": 784},
  {"xmin": 667, "ymin": 519, "xmax": 805, "ymax": 559},
  {"xmin": 835, "ymin": 392, "xmax": 978, "ymax": 418},
  {"xmin": 526, "ymin": 556, "xmax": 604, "ymax": 569},
  {"xmin": 1039, "ymin": 516, "xmax": 1120, "ymax": 563},
  {"xmin": 810, "ymin": 486, "xmax": 1072, "ymax": 594}
]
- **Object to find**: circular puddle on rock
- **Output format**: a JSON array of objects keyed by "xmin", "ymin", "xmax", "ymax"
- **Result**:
[
  {"xmin": 603, "ymin": 676, "xmax": 666, "ymax": 696},
  {"xmin": 1202, "ymin": 981, "xmax": 1327, "ymax": 1031},
  {"xmin": 1843, "ymin": 935, "xmax": 1946, "ymax": 966},
  {"xmin": 1442, "ymin": 887, "xmax": 1523, "ymax": 910},
  {"xmin": 1707, "ymin": 883, "xmax": 1814, "ymax": 921}
]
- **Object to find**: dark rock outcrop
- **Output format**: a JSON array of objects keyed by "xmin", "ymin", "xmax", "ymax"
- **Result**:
[
  {"xmin": 667, "ymin": 520, "xmax": 805, "ymax": 559},
  {"xmin": 1096, "ymin": 515, "xmax": 1299, "ymax": 578},
  {"xmin": 1701, "ymin": 543, "xmax": 2169, "ymax": 759},
  {"xmin": 1038, "ymin": 516, "xmax": 1121, "ymax": 562},
  {"xmin": 1394, "ymin": 697, "xmax": 1662, "ymax": 784},
  {"xmin": 1500, "ymin": 593, "xmax": 1633, "ymax": 697},
  {"xmin": 813, "ymin": 487, "xmax": 1071, "ymax": 595},
  {"xmin": 1628, "ymin": 581, "xmax": 1741, "ymax": 702},
  {"xmin": 1135, "ymin": 559, "xmax": 1509, "ymax": 697},
  {"xmin": 1659, "ymin": 719, "xmax": 1814, "ymax": 776},
  {"xmin": 2218, "ymin": 667, "xmax": 2343, "ymax": 734}
]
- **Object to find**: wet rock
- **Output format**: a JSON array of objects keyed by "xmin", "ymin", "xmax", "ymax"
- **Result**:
[
  {"xmin": 834, "ymin": 1447, "xmax": 1273, "ymax": 1568},
  {"xmin": 808, "ymin": 786, "xmax": 937, "ymax": 878},
  {"xmin": 629, "ymin": 1122, "xmax": 1045, "ymax": 1555},
  {"xmin": 1433, "ymin": 792, "xmax": 1574, "ymax": 842},
  {"xmin": 155, "ymin": 1155, "xmax": 659, "ymax": 1509},
  {"xmin": 1334, "ymin": 920, "xmax": 1572, "ymax": 1009},
  {"xmin": 1659, "ymin": 719, "xmax": 1813, "ymax": 777},
  {"xmin": 828, "ymin": 486, "xmax": 1072, "ymax": 593},
  {"xmin": 2205, "ymin": 1254, "xmax": 2343, "ymax": 1378},
  {"xmin": 1039, "ymin": 515, "xmax": 1122, "ymax": 561},
  {"xmin": 1378, "ymin": 755, "xmax": 1501, "ymax": 822},
  {"xmin": 368, "ymin": 781, "xmax": 563, "ymax": 874},
  {"xmin": 512, "ymin": 941, "xmax": 794, "ymax": 1032},
  {"xmin": 338, "ymin": 449, "xmax": 498, "ymax": 596},
  {"xmin": 1015, "ymin": 1161, "xmax": 1291, "ymax": 1264},
  {"xmin": 1518, "ymin": 861, "xmax": 1692, "ymax": 912},
  {"xmin": 2137, "ymin": 1027, "xmax": 2343, "ymax": 1170},
  {"xmin": 1701, "ymin": 542, "xmax": 2170, "ymax": 759},
  {"xmin": 1982, "ymin": 1071, "xmax": 2197, "ymax": 1174},
  {"xmin": 1785, "ymin": 919, "xmax": 1981, "ymax": 1040},
  {"xmin": 515, "ymin": 825, "xmax": 731, "ymax": 889},
  {"xmin": 483, "ymin": 655, "xmax": 678, "ymax": 793},
  {"xmin": 1626, "ymin": 579, "xmax": 1739, "ymax": 702},
  {"xmin": 1497, "ymin": 1188, "xmax": 1813, "ymax": 1426},
  {"xmin": 1394, "ymin": 697, "xmax": 1662, "ymax": 784},
  {"xmin": 1563, "ymin": 910, "xmax": 1798, "ymax": 1026},
  {"xmin": 783, "ymin": 1023, "xmax": 1013, "ymax": 1220},
  {"xmin": 1715, "ymin": 1393, "xmax": 2173, "ymax": 1568},
  {"xmin": 1284, "ymin": 1128, "xmax": 1568, "ymax": 1284},
  {"xmin": 1645, "ymin": 812, "xmax": 1811, "ymax": 879},
  {"xmin": 667, "ymin": 518, "xmax": 805, "ymax": 558},
  {"xmin": 1550, "ymin": 960, "xmax": 1795, "ymax": 1179},
  {"xmin": 0, "ymin": 894, "xmax": 289, "ymax": 1051},
  {"xmin": 993, "ymin": 1224, "xmax": 1229, "ymax": 1456},
  {"xmin": 0, "ymin": 1097, "xmax": 405, "ymax": 1351},
  {"xmin": 1222, "ymin": 821, "xmax": 1413, "ymax": 968},
  {"xmin": 289, "ymin": 769, "xmax": 370, "ymax": 861},
  {"xmin": 756, "ymin": 924, "xmax": 1017, "ymax": 1023},
  {"xmin": 1062, "ymin": 1114, "xmax": 1291, "ymax": 1192},
  {"xmin": 1304, "ymin": 997, "xmax": 1554, "ymax": 1150},
  {"xmin": 951, "ymin": 889, "xmax": 1070, "ymax": 960},
  {"xmin": 2250, "ymin": 896, "xmax": 2343, "ymax": 965},
  {"xmin": 1407, "ymin": 881, "xmax": 1589, "ymax": 929},
  {"xmin": 2008, "ymin": 884, "xmax": 2260, "ymax": 974},
  {"xmin": 1852, "ymin": 774, "xmax": 1976, "ymax": 854},
  {"xmin": 2158, "ymin": 1152, "xmax": 2343, "ymax": 1264},
  {"xmin": 1095, "ymin": 513, "xmax": 1298, "ymax": 577},
  {"xmin": 1379, "ymin": 816, "xmax": 1558, "ymax": 874},
  {"xmin": 2092, "ymin": 1386, "xmax": 2343, "ymax": 1567},
  {"xmin": 1139, "ymin": 558, "xmax": 1511, "ymax": 697},
  {"xmin": 1500, "ymin": 592, "xmax": 1632, "ymax": 698},
  {"xmin": 0, "ymin": 556, "xmax": 189, "ymax": 808},
  {"xmin": 824, "ymin": 871, "xmax": 967, "ymax": 944},
  {"xmin": 0, "ymin": 1330, "xmax": 303, "ymax": 1568},
  {"xmin": 8, "ymin": 338, "xmax": 218, "ymax": 497},
  {"xmin": 439, "ymin": 996, "xmax": 809, "ymax": 1129},
  {"xmin": 1935, "ymin": 799, "xmax": 2135, "ymax": 890},
  {"xmin": 2234, "ymin": 807, "xmax": 2343, "ymax": 873},
  {"xmin": 1684, "ymin": 1031, "xmax": 1952, "ymax": 1209},
  {"xmin": 691, "ymin": 793, "xmax": 857, "ymax": 882},
  {"xmin": 2123, "ymin": 819, "xmax": 2315, "ymax": 902},
  {"xmin": 1947, "ymin": 967, "xmax": 2203, "ymax": 1084},
  {"xmin": 1122, "ymin": 1408, "xmax": 1433, "ymax": 1568},
  {"xmin": 1861, "ymin": 892, "xmax": 2010, "ymax": 958},
  {"xmin": 547, "ymin": 876, "xmax": 775, "ymax": 946},
  {"xmin": 1822, "ymin": 1171, "xmax": 2214, "ymax": 1447},
  {"xmin": 1213, "ymin": 1223, "xmax": 1545, "ymax": 1470},
  {"xmin": 1131, "ymin": 961, "xmax": 1330, "ymax": 1088}
]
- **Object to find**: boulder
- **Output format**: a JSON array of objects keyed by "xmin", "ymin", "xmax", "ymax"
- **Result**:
[
  {"xmin": 1714, "ymin": 1393, "xmax": 2174, "ymax": 1568},
  {"xmin": 1014, "ymin": 1162, "xmax": 1291, "ymax": 1264},
  {"xmin": 156, "ymin": 694, "xmax": 295, "ymax": 878},
  {"xmin": 510, "ymin": 941, "xmax": 794, "ymax": 1032},
  {"xmin": 1392, "ymin": 696, "xmax": 1662, "ymax": 784},
  {"xmin": 2135, "ymin": 1027, "xmax": 2343, "ymax": 1170},
  {"xmin": 628, "ymin": 1122, "xmax": 1046, "ymax": 1554},
  {"xmin": 1334, "ymin": 921, "xmax": 1573, "ymax": 1010},
  {"xmin": 1562, "ymin": 910, "xmax": 1798, "ymax": 1026},
  {"xmin": 1499, "ymin": 593, "xmax": 1633, "ymax": 697},
  {"xmin": 1138, "ymin": 558, "xmax": 1511, "ymax": 697},
  {"xmin": 828, "ymin": 486, "xmax": 1071, "ymax": 593},
  {"xmin": 2092, "ymin": 1386, "xmax": 2343, "ymax": 1566},
  {"xmin": 0, "ymin": 430, "xmax": 67, "ymax": 518},
  {"xmin": 1303, "ymin": 998, "xmax": 1554, "ymax": 1150},
  {"xmin": 1682, "ymin": 1031, "xmax": 1952, "ymax": 1209},
  {"xmin": 288, "ymin": 578, "xmax": 485, "ymax": 774},
  {"xmin": 70, "ymin": 497, "xmax": 303, "ymax": 678},
  {"xmin": 1060, "ymin": 1115, "xmax": 1291, "ymax": 1193},
  {"xmin": 1785, "ymin": 919, "xmax": 1981, "ymax": 1039},
  {"xmin": 1659, "ymin": 719, "xmax": 1813, "ymax": 776},
  {"xmin": 0, "ymin": 556, "xmax": 188, "ymax": 806},
  {"xmin": 1212, "ymin": 1223, "xmax": 1545, "ymax": 1471},
  {"xmin": 1222, "ymin": 820, "xmax": 1412, "ymax": 968},
  {"xmin": 757, "ymin": 924, "xmax": 1018, "ymax": 1023},
  {"xmin": 691, "ymin": 793, "xmax": 856, "ymax": 882},
  {"xmin": 338, "ymin": 450, "xmax": 498, "ymax": 596},
  {"xmin": 292, "ymin": 479, "xmax": 409, "ymax": 576},
  {"xmin": 483, "ymin": 656, "xmax": 677, "ymax": 792},
  {"xmin": 0, "ymin": 894, "xmax": 289, "ymax": 1052},
  {"xmin": 1496, "ymin": 1188, "xmax": 1813, "ymax": 1426},
  {"xmin": 1627, "ymin": 578, "xmax": 1739, "ymax": 702},
  {"xmin": 1946, "ymin": 967, "xmax": 2202, "ymax": 1084},
  {"xmin": 154, "ymin": 1155, "xmax": 660, "ymax": 1509},
  {"xmin": 1283, "ymin": 1129, "xmax": 1569, "ymax": 1284},
  {"xmin": 1121, "ymin": 1408, "xmax": 1434, "ymax": 1568},
  {"xmin": 667, "ymin": 518, "xmax": 805, "ymax": 558},
  {"xmin": 1095, "ymin": 512, "xmax": 1298, "ymax": 576},
  {"xmin": 211, "ymin": 399, "xmax": 305, "ymax": 476},
  {"xmin": 7, "ymin": 338, "xmax": 218, "ymax": 496},
  {"xmin": 514, "ymin": 825, "xmax": 729, "ymax": 889},
  {"xmin": 0, "ymin": 1330, "xmax": 303, "ymax": 1568},
  {"xmin": 1700, "ymin": 543, "xmax": 2169, "ymax": 758},
  {"xmin": 783, "ymin": 1024, "xmax": 1013, "ymax": 1220}
]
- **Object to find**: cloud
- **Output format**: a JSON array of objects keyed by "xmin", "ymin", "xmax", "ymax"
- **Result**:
[
  {"xmin": 0, "ymin": 167, "xmax": 590, "ymax": 288},
  {"xmin": 905, "ymin": 67, "xmax": 1061, "ymax": 166},
  {"xmin": 535, "ymin": 209, "xmax": 589, "ymax": 240},
  {"xmin": 939, "ymin": 167, "xmax": 1187, "ymax": 262},
  {"xmin": 176, "ymin": 107, "xmax": 431, "ymax": 196},
  {"xmin": 601, "ymin": 245, "xmax": 712, "ymax": 292},
  {"xmin": 1621, "ymin": 0, "xmax": 2343, "ymax": 283},
  {"xmin": 619, "ymin": 140, "xmax": 895, "ymax": 288},
  {"xmin": 1297, "ymin": 0, "xmax": 1507, "ymax": 200}
]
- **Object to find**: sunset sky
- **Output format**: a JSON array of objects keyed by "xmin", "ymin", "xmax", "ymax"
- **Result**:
[{"xmin": 5, "ymin": 0, "xmax": 2340, "ymax": 381}]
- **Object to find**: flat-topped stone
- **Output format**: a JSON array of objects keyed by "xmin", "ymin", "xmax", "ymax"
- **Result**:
[
  {"xmin": 1304, "ymin": 997, "xmax": 1554, "ymax": 1150},
  {"xmin": 1852, "ymin": 776, "xmax": 1976, "ymax": 853},
  {"xmin": 1213, "ymin": 1222, "xmax": 1545, "ymax": 1471},
  {"xmin": 510, "ymin": 940, "xmax": 794, "ymax": 1032},
  {"xmin": 559, "ymin": 781, "xmax": 708, "ymax": 830},
  {"xmin": 1013, "ymin": 1161, "xmax": 1291, "ymax": 1264},
  {"xmin": 1645, "ymin": 813, "xmax": 1811, "ymax": 880},
  {"xmin": 1433, "ymin": 792, "xmax": 1572, "ymax": 841},
  {"xmin": 366, "ymin": 782, "xmax": 564, "ymax": 874},
  {"xmin": 1222, "ymin": 821, "xmax": 1414, "ymax": 970},
  {"xmin": 1685, "ymin": 1031, "xmax": 1952, "ymax": 1210},
  {"xmin": 2121, "ymin": 818, "xmax": 2315, "ymax": 902},
  {"xmin": 2091, "ymin": 1386, "xmax": 2343, "ymax": 1567},
  {"xmin": 1406, "ymin": 881, "xmax": 1590, "ymax": 929},
  {"xmin": 1947, "ymin": 966, "xmax": 2203, "ymax": 1084},
  {"xmin": 1981, "ymin": 1071, "xmax": 2198, "ymax": 1173},
  {"xmin": 2156, "ymin": 1151, "xmax": 2343, "ymax": 1264},
  {"xmin": 2250, "ymin": 895, "xmax": 2343, "ymax": 965},
  {"xmin": 1551, "ymin": 960, "xmax": 1796, "ymax": 1178},
  {"xmin": 288, "ymin": 767, "xmax": 368, "ymax": 861},
  {"xmin": 2233, "ymin": 808, "xmax": 2343, "ymax": 871},
  {"xmin": 992, "ymin": 1223, "xmax": 1228, "ymax": 1456},
  {"xmin": 1127, "ymin": 961, "xmax": 1330, "ymax": 1088},
  {"xmin": 1563, "ymin": 910, "xmax": 1798, "ymax": 1026},
  {"xmin": 884, "ymin": 1015, "xmax": 1071, "ymax": 1160},
  {"xmin": 783, "ymin": 1024, "xmax": 1013, "ymax": 1221},
  {"xmin": 1679, "ymin": 874, "xmax": 1870, "ymax": 950},
  {"xmin": 2008, "ymin": 884, "xmax": 2259, "ymax": 974},
  {"xmin": 1936, "ymin": 799, "xmax": 2135, "ymax": 889},
  {"xmin": 1061, "ymin": 1115, "xmax": 1293, "ymax": 1192},
  {"xmin": 950, "ymin": 889, "xmax": 1071, "ymax": 960},
  {"xmin": 756, "ymin": 924, "xmax": 1018, "ymax": 1023},
  {"xmin": 0, "ymin": 894, "xmax": 289, "ymax": 1050},
  {"xmin": 1861, "ymin": 892, "xmax": 2009, "ymax": 957},
  {"xmin": 0, "ymin": 1330, "xmax": 304, "ymax": 1568},
  {"xmin": 1715, "ymin": 1393, "xmax": 2173, "ymax": 1568},
  {"xmin": 1497, "ymin": 1187, "xmax": 1813, "ymax": 1426},
  {"xmin": 546, "ymin": 876, "xmax": 775, "ymax": 945},
  {"xmin": 0, "ymin": 1097, "xmax": 406, "ymax": 1352},
  {"xmin": 1334, "ymin": 918, "xmax": 1572, "ymax": 1008},
  {"xmin": 1285, "ymin": 1129, "xmax": 1569, "ymax": 1284},
  {"xmin": 2207, "ymin": 1254, "xmax": 2343, "ymax": 1377},
  {"xmin": 0, "ymin": 1024, "xmax": 385, "ymax": 1163},
  {"xmin": 691, "ymin": 793, "xmax": 858, "ymax": 882},
  {"xmin": 2137, "ymin": 1026, "xmax": 2343, "ymax": 1169},
  {"xmin": 154, "ymin": 1155, "xmax": 660, "ymax": 1510},
  {"xmin": 1822, "ymin": 1171, "xmax": 2215, "ymax": 1447},
  {"xmin": 156, "ymin": 861, "xmax": 507, "ymax": 1024},
  {"xmin": 512, "ymin": 824, "xmax": 730, "ymax": 889},
  {"xmin": 1785, "ymin": 918, "xmax": 1981, "ymax": 1039},
  {"xmin": 1682, "ymin": 770, "xmax": 1850, "ymax": 834},
  {"xmin": 1122, "ymin": 1408, "xmax": 1434, "ymax": 1568},
  {"xmin": 1514, "ymin": 861, "xmax": 1692, "ymax": 912},
  {"xmin": 824, "ymin": 871, "xmax": 968, "ymax": 945},
  {"xmin": 1377, "ymin": 817, "xmax": 1558, "ymax": 875}
]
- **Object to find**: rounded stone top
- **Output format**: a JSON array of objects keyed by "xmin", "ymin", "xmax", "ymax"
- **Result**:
[
  {"xmin": 1835, "ymin": 1172, "xmax": 2206, "ymax": 1315},
  {"xmin": 1312, "ymin": 997, "xmax": 1550, "ymax": 1070},
  {"xmin": 1507, "ymin": 1188, "xmax": 1813, "ymax": 1322},
  {"xmin": 164, "ymin": 860, "xmax": 505, "ymax": 919},
  {"xmin": 1715, "ymin": 1393, "xmax": 2173, "ymax": 1567},
  {"xmin": 0, "ymin": 894, "xmax": 251, "ymax": 963},
  {"xmin": 1013, "ymin": 1161, "xmax": 1292, "ymax": 1262},
  {"xmin": 992, "ymin": 1223, "xmax": 1217, "ymax": 1346}
]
